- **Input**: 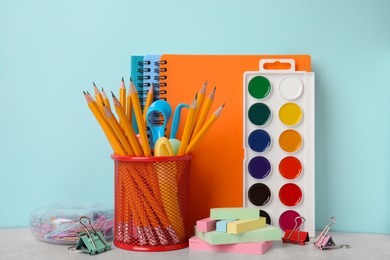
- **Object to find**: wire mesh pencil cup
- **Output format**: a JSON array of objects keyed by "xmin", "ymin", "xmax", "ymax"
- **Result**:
[{"xmin": 112, "ymin": 154, "xmax": 192, "ymax": 251}]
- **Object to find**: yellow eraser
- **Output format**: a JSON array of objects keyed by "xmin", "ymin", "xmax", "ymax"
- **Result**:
[
  {"xmin": 227, "ymin": 217, "xmax": 266, "ymax": 234},
  {"xmin": 210, "ymin": 207, "xmax": 259, "ymax": 220}
]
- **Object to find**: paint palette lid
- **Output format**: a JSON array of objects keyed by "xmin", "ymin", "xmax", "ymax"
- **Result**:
[{"xmin": 30, "ymin": 202, "xmax": 114, "ymax": 244}]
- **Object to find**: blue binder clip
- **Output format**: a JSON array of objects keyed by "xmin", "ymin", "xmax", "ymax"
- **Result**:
[{"xmin": 68, "ymin": 216, "xmax": 111, "ymax": 255}]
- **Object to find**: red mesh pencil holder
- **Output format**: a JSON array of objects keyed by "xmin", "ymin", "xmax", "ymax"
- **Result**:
[{"xmin": 112, "ymin": 154, "xmax": 192, "ymax": 252}]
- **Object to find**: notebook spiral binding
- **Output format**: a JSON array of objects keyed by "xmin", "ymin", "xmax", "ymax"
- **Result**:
[
  {"xmin": 141, "ymin": 60, "xmax": 151, "ymax": 65},
  {"xmin": 142, "ymin": 59, "xmax": 167, "ymax": 101},
  {"xmin": 158, "ymin": 59, "xmax": 168, "ymax": 103},
  {"xmin": 136, "ymin": 60, "xmax": 145, "ymax": 107},
  {"xmin": 154, "ymin": 60, "xmax": 167, "ymax": 66},
  {"xmin": 138, "ymin": 68, "xmax": 151, "ymax": 73},
  {"xmin": 154, "ymin": 68, "xmax": 167, "ymax": 73}
]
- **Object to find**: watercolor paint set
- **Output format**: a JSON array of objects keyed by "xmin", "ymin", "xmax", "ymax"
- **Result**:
[{"xmin": 243, "ymin": 58, "xmax": 315, "ymax": 235}]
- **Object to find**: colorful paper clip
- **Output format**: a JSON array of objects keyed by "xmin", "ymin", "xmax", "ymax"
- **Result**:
[
  {"xmin": 68, "ymin": 216, "xmax": 111, "ymax": 255},
  {"xmin": 314, "ymin": 216, "xmax": 351, "ymax": 250},
  {"xmin": 282, "ymin": 216, "xmax": 309, "ymax": 245}
]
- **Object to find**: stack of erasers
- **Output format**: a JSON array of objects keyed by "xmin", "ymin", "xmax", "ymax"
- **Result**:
[{"xmin": 189, "ymin": 208, "xmax": 282, "ymax": 255}]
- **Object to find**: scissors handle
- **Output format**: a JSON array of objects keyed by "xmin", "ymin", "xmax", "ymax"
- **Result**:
[
  {"xmin": 146, "ymin": 108, "xmax": 168, "ymax": 146},
  {"xmin": 146, "ymin": 100, "xmax": 172, "ymax": 147},
  {"xmin": 170, "ymin": 103, "xmax": 190, "ymax": 139}
]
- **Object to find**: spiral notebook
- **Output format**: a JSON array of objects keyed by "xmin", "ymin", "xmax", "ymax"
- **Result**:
[
  {"xmin": 158, "ymin": 54, "xmax": 313, "ymax": 230},
  {"xmin": 130, "ymin": 55, "xmax": 145, "ymax": 104},
  {"xmin": 142, "ymin": 55, "xmax": 162, "ymax": 105},
  {"xmin": 130, "ymin": 56, "xmax": 145, "ymax": 134},
  {"xmin": 131, "ymin": 55, "xmax": 167, "ymax": 143}
]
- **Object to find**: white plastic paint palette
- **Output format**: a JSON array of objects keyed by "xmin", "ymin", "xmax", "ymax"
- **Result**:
[{"xmin": 243, "ymin": 59, "xmax": 315, "ymax": 235}]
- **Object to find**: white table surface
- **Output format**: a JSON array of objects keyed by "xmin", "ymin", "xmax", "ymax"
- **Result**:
[{"xmin": 1, "ymin": 228, "xmax": 390, "ymax": 260}]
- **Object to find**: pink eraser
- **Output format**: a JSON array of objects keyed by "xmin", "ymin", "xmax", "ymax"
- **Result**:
[
  {"xmin": 196, "ymin": 217, "xmax": 217, "ymax": 232},
  {"xmin": 189, "ymin": 236, "xmax": 273, "ymax": 255}
]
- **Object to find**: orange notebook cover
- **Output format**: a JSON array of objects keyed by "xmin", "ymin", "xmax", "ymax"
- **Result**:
[{"xmin": 159, "ymin": 54, "xmax": 311, "ymax": 229}]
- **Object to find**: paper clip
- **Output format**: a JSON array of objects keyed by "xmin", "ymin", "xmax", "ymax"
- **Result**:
[
  {"xmin": 314, "ymin": 216, "xmax": 351, "ymax": 250},
  {"xmin": 68, "ymin": 216, "xmax": 111, "ymax": 255},
  {"xmin": 282, "ymin": 216, "xmax": 309, "ymax": 245}
]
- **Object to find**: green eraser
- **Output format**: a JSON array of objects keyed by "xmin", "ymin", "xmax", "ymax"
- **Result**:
[
  {"xmin": 210, "ymin": 208, "xmax": 260, "ymax": 220},
  {"xmin": 195, "ymin": 225, "xmax": 282, "ymax": 245},
  {"xmin": 227, "ymin": 217, "xmax": 266, "ymax": 234}
]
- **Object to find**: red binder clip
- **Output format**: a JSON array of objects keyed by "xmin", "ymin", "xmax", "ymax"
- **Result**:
[
  {"xmin": 282, "ymin": 216, "xmax": 309, "ymax": 245},
  {"xmin": 314, "ymin": 216, "xmax": 351, "ymax": 250}
]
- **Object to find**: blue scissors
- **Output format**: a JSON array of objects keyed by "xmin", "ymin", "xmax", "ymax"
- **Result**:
[
  {"xmin": 169, "ymin": 103, "xmax": 190, "ymax": 139},
  {"xmin": 146, "ymin": 100, "xmax": 189, "ymax": 149},
  {"xmin": 146, "ymin": 100, "xmax": 171, "ymax": 147}
]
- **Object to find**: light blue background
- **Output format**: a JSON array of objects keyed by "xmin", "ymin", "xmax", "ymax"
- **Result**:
[{"xmin": 0, "ymin": 0, "xmax": 389, "ymax": 234}]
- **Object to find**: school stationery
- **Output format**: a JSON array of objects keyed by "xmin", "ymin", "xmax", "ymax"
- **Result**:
[
  {"xmin": 146, "ymin": 100, "xmax": 172, "ymax": 145},
  {"xmin": 314, "ymin": 216, "xmax": 351, "ymax": 250},
  {"xmin": 143, "ymin": 55, "xmax": 162, "ymax": 105},
  {"xmin": 189, "ymin": 236, "xmax": 273, "ymax": 255},
  {"xmin": 282, "ymin": 216, "xmax": 309, "ymax": 245},
  {"xmin": 158, "ymin": 54, "xmax": 312, "ymax": 230},
  {"xmin": 244, "ymin": 58, "xmax": 315, "ymax": 235},
  {"xmin": 196, "ymin": 217, "xmax": 217, "ymax": 232},
  {"xmin": 68, "ymin": 216, "xmax": 111, "ymax": 255},
  {"xmin": 195, "ymin": 225, "xmax": 282, "ymax": 245},
  {"xmin": 30, "ymin": 203, "xmax": 114, "ymax": 245},
  {"xmin": 84, "ymin": 77, "xmax": 223, "ymax": 251},
  {"xmin": 227, "ymin": 218, "xmax": 266, "ymax": 235},
  {"xmin": 130, "ymin": 56, "xmax": 144, "ymax": 132},
  {"xmin": 216, "ymin": 219, "xmax": 236, "ymax": 232},
  {"xmin": 210, "ymin": 207, "xmax": 260, "ymax": 220},
  {"xmin": 130, "ymin": 56, "xmax": 144, "ymax": 102}
]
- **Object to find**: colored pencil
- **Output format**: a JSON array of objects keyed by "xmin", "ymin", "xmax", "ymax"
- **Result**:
[
  {"xmin": 104, "ymin": 106, "xmax": 135, "ymax": 156},
  {"xmin": 193, "ymin": 81, "xmax": 207, "ymax": 125},
  {"xmin": 93, "ymin": 82, "xmax": 105, "ymax": 116},
  {"xmin": 112, "ymin": 93, "xmax": 143, "ymax": 157},
  {"xmin": 177, "ymin": 95, "xmax": 197, "ymax": 156},
  {"xmin": 130, "ymin": 77, "xmax": 151, "ymax": 156},
  {"xmin": 128, "ymin": 174, "xmax": 158, "ymax": 245},
  {"xmin": 101, "ymin": 88, "xmax": 111, "ymax": 110},
  {"xmin": 191, "ymin": 86, "xmax": 216, "ymax": 140},
  {"xmin": 186, "ymin": 104, "xmax": 224, "ymax": 154},
  {"xmin": 119, "ymin": 77, "xmax": 126, "ymax": 111},
  {"xmin": 126, "ymin": 86, "xmax": 132, "ymax": 124},
  {"xmin": 84, "ymin": 92, "xmax": 126, "ymax": 155},
  {"xmin": 143, "ymin": 84, "xmax": 154, "ymax": 122}
]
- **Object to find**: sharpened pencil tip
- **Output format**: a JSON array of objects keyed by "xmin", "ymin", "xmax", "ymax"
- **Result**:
[
  {"xmin": 199, "ymin": 81, "xmax": 207, "ymax": 94},
  {"xmin": 83, "ymin": 91, "xmax": 86, "ymax": 95},
  {"xmin": 93, "ymin": 82, "xmax": 96, "ymax": 87},
  {"xmin": 122, "ymin": 77, "xmax": 124, "ymax": 82},
  {"xmin": 214, "ymin": 104, "xmax": 224, "ymax": 117},
  {"xmin": 130, "ymin": 76, "xmax": 133, "ymax": 82},
  {"xmin": 112, "ymin": 96, "xmax": 120, "ymax": 106}
]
